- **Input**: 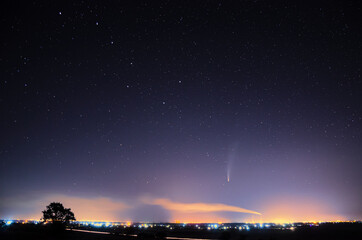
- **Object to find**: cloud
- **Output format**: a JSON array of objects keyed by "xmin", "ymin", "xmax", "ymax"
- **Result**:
[
  {"xmin": 0, "ymin": 194, "xmax": 131, "ymax": 222},
  {"xmin": 143, "ymin": 198, "xmax": 261, "ymax": 215},
  {"xmin": 43, "ymin": 194, "xmax": 130, "ymax": 221},
  {"xmin": 1, "ymin": 194, "xmax": 260, "ymax": 222}
]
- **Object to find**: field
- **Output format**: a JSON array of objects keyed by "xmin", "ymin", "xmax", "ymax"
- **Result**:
[{"xmin": 1, "ymin": 222, "xmax": 361, "ymax": 240}]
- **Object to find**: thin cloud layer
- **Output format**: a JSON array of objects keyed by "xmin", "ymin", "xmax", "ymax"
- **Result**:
[
  {"xmin": 1, "ymin": 194, "xmax": 260, "ymax": 222},
  {"xmin": 144, "ymin": 198, "xmax": 261, "ymax": 215},
  {"xmin": 44, "ymin": 194, "xmax": 130, "ymax": 221},
  {"xmin": 0, "ymin": 194, "xmax": 131, "ymax": 221}
]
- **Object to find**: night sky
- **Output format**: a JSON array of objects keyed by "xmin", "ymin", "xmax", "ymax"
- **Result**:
[{"xmin": 1, "ymin": 1, "xmax": 361, "ymax": 223}]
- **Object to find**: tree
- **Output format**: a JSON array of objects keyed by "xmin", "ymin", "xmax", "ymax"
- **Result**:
[{"xmin": 42, "ymin": 202, "xmax": 76, "ymax": 225}]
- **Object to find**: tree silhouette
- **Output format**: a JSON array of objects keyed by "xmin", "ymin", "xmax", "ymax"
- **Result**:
[{"xmin": 42, "ymin": 202, "xmax": 75, "ymax": 224}]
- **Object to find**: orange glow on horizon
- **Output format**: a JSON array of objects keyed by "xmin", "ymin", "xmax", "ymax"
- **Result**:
[
  {"xmin": 243, "ymin": 196, "xmax": 346, "ymax": 224},
  {"xmin": 4, "ymin": 194, "xmax": 349, "ymax": 224},
  {"xmin": 171, "ymin": 215, "xmax": 229, "ymax": 224},
  {"xmin": 144, "ymin": 198, "xmax": 261, "ymax": 215}
]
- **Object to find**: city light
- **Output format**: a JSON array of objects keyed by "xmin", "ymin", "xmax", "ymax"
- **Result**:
[{"xmin": 5, "ymin": 220, "xmax": 13, "ymax": 225}]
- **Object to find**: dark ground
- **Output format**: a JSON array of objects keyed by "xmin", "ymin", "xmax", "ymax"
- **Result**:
[{"xmin": 0, "ymin": 223, "xmax": 361, "ymax": 240}]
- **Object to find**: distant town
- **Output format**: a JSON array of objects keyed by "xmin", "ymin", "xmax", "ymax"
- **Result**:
[{"xmin": 2, "ymin": 219, "xmax": 361, "ymax": 231}]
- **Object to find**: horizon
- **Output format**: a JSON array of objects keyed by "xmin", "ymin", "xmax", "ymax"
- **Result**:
[{"xmin": 2, "ymin": 219, "xmax": 360, "ymax": 224}]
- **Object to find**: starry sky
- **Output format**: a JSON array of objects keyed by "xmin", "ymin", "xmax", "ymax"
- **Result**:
[{"xmin": 1, "ymin": 1, "xmax": 361, "ymax": 223}]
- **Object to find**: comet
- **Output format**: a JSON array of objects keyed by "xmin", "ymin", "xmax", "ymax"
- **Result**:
[
  {"xmin": 226, "ymin": 167, "xmax": 231, "ymax": 183},
  {"xmin": 226, "ymin": 143, "xmax": 238, "ymax": 183}
]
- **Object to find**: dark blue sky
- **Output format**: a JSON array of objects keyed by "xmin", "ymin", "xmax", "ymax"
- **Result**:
[{"xmin": 0, "ymin": 1, "xmax": 361, "ymax": 222}]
